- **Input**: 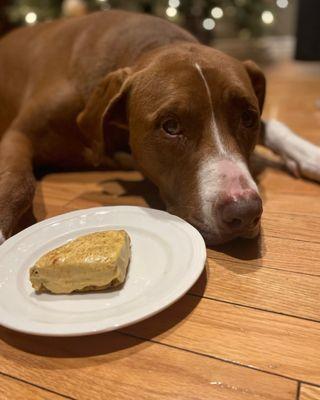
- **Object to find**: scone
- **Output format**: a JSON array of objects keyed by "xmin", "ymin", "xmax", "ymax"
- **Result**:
[{"xmin": 29, "ymin": 230, "xmax": 131, "ymax": 294}]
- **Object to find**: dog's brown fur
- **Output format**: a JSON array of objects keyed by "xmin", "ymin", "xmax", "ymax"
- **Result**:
[{"xmin": 0, "ymin": 10, "xmax": 266, "ymax": 241}]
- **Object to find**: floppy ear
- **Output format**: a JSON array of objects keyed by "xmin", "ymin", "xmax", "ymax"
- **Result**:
[
  {"xmin": 77, "ymin": 67, "xmax": 132, "ymax": 165},
  {"xmin": 243, "ymin": 60, "xmax": 266, "ymax": 114}
]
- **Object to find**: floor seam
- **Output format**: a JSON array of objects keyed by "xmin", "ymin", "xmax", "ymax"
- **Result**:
[
  {"xmin": 0, "ymin": 371, "xmax": 75, "ymax": 399},
  {"xmin": 119, "ymin": 331, "xmax": 320, "ymax": 387},
  {"xmin": 186, "ymin": 292, "xmax": 320, "ymax": 324}
]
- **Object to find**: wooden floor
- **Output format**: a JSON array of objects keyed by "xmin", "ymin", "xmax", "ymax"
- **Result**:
[{"xmin": 1, "ymin": 61, "xmax": 320, "ymax": 400}]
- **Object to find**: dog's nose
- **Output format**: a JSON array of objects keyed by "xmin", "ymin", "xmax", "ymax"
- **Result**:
[{"xmin": 217, "ymin": 191, "xmax": 263, "ymax": 232}]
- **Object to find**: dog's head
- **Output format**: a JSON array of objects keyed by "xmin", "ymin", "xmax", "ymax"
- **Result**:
[{"xmin": 78, "ymin": 43, "xmax": 265, "ymax": 244}]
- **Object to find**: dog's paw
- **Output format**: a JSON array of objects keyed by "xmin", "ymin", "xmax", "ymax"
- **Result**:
[
  {"xmin": 299, "ymin": 154, "xmax": 320, "ymax": 182},
  {"xmin": 264, "ymin": 120, "xmax": 320, "ymax": 183},
  {"xmin": 285, "ymin": 147, "xmax": 320, "ymax": 182}
]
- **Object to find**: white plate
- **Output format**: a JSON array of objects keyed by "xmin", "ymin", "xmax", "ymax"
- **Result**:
[{"xmin": 0, "ymin": 206, "xmax": 206, "ymax": 336}]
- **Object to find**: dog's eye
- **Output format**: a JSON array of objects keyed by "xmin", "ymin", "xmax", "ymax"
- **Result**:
[
  {"xmin": 241, "ymin": 110, "xmax": 257, "ymax": 128},
  {"xmin": 162, "ymin": 118, "xmax": 181, "ymax": 136}
]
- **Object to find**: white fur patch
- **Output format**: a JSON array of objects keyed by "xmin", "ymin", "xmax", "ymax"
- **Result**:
[
  {"xmin": 194, "ymin": 63, "xmax": 226, "ymax": 155},
  {"xmin": 264, "ymin": 119, "xmax": 320, "ymax": 182},
  {"xmin": 0, "ymin": 231, "xmax": 6, "ymax": 245}
]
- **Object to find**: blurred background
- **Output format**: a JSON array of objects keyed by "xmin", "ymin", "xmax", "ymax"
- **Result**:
[{"xmin": 0, "ymin": 0, "xmax": 319, "ymax": 64}]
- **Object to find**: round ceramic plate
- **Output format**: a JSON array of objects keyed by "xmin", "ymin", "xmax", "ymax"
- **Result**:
[{"xmin": 0, "ymin": 206, "xmax": 206, "ymax": 336}]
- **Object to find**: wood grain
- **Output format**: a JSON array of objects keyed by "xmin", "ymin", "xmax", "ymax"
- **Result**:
[
  {"xmin": 257, "ymin": 169, "xmax": 320, "ymax": 196},
  {"xmin": 0, "ymin": 328, "xmax": 296, "ymax": 400},
  {"xmin": 208, "ymin": 235, "xmax": 320, "ymax": 276},
  {"xmin": 190, "ymin": 259, "xmax": 320, "ymax": 321},
  {"xmin": 124, "ymin": 295, "xmax": 320, "ymax": 384},
  {"xmin": 299, "ymin": 384, "xmax": 320, "ymax": 400},
  {"xmin": 0, "ymin": 374, "xmax": 65, "ymax": 400},
  {"xmin": 263, "ymin": 193, "xmax": 320, "ymax": 216},
  {"xmin": 262, "ymin": 212, "xmax": 320, "ymax": 244},
  {"xmin": 33, "ymin": 170, "xmax": 147, "ymax": 219}
]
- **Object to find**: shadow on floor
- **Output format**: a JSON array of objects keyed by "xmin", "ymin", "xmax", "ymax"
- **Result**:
[
  {"xmin": 209, "ymin": 233, "xmax": 265, "ymax": 262},
  {"xmin": 101, "ymin": 177, "xmax": 166, "ymax": 210}
]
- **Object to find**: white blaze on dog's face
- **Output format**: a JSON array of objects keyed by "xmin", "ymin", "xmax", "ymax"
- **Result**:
[
  {"xmin": 193, "ymin": 62, "xmax": 262, "ymax": 243},
  {"xmin": 128, "ymin": 44, "xmax": 265, "ymax": 244}
]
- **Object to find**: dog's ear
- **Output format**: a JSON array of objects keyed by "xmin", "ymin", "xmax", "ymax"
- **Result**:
[
  {"xmin": 243, "ymin": 60, "xmax": 266, "ymax": 114},
  {"xmin": 77, "ymin": 67, "xmax": 132, "ymax": 165}
]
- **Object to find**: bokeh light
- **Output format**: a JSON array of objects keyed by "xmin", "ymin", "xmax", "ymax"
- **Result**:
[
  {"xmin": 166, "ymin": 7, "xmax": 177, "ymax": 18},
  {"xmin": 202, "ymin": 18, "xmax": 215, "ymax": 31},
  {"xmin": 168, "ymin": 0, "xmax": 180, "ymax": 8},
  {"xmin": 211, "ymin": 7, "xmax": 223, "ymax": 19},
  {"xmin": 276, "ymin": 0, "xmax": 289, "ymax": 8},
  {"xmin": 261, "ymin": 10, "xmax": 274, "ymax": 24},
  {"xmin": 25, "ymin": 12, "xmax": 37, "ymax": 24}
]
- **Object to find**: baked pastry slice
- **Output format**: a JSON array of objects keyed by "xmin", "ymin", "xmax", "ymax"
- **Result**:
[{"xmin": 30, "ymin": 230, "xmax": 131, "ymax": 294}]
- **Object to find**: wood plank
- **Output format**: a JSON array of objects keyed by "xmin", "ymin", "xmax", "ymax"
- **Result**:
[
  {"xmin": 42, "ymin": 170, "xmax": 143, "ymax": 185},
  {"xmin": 257, "ymin": 169, "xmax": 320, "ymax": 196},
  {"xmin": 32, "ymin": 170, "xmax": 147, "ymax": 220},
  {"xmin": 33, "ymin": 201, "xmax": 74, "ymax": 222},
  {"xmin": 0, "ymin": 328, "xmax": 296, "ymax": 400},
  {"xmin": 262, "ymin": 212, "xmax": 320, "ymax": 244},
  {"xmin": 190, "ymin": 259, "xmax": 320, "ymax": 321},
  {"xmin": 33, "ymin": 170, "xmax": 145, "ymax": 218},
  {"xmin": 0, "ymin": 374, "xmax": 65, "ymax": 400},
  {"xmin": 34, "ymin": 181, "xmax": 82, "ymax": 208},
  {"xmin": 264, "ymin": 62, "xmax": 320, "ymax": 140},
  {"xmin": 208, "ymin": 234, "xmax": 320, "ymax": 276},
  {"xmin": 123, "ymin": 295, "xmax": 320, "ymax": 384},
  {"xmin": 33, "ymin": 183, "xmax": 79, "ymax": 222},
  {"xmin": 263, "ymin": 193, "xmax": 320, "ymax": 216},
  {"xmin": 66, "ymin": 192, "xmax": 149, "ymax": 210},
  {"xmin": 64, "ymin": 191, "xmax": 162, "ymax": 212},
  {"xmin": 300, "ymin": 384, "xmax": 320, "ymax": 400}
]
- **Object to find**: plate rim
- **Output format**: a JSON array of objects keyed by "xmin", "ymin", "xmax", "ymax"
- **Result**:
[{"xmin": 0, "ymin": 206, "xmax": 206, "ymax": 337}]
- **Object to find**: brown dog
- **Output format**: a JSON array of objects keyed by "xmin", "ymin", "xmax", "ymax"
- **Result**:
[{"xmin": 0, "ymin": 10, "xmax": 319, "ymax": 244}]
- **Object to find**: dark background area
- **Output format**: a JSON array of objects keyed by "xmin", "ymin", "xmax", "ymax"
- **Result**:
[{"xmin": 0, "ymin": 0, "xmax": 319, "ymax": 61}]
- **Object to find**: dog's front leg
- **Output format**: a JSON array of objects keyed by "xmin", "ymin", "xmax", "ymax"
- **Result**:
[
  {"xmin": 260, "ymin": 119, "xmax": 320, "ymax": 182},
  {"xmin": 0, "ymin": 128, "xmax": 35, "ymax": 243}
]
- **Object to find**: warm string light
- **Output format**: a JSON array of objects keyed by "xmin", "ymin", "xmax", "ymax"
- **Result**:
[
  {"xmin": 166, "ymin": 0, "xmax": 179, "ymax": 19},
  {"xmin": 168, "ymin": 0, "xmax": 180, "ymax": 8},
  {"xmin": 202, "ymin": 18, "xmax": 215, "ymax": 31},
  {"xmin": 25, "ymin": 12, "xmax": 37, "ymax": 24},
  {"xmin": 276, "ymin": 0, "xmax": 289, "ymax": 8},
  {"xmin": 261, "ymin": 10, "xmax": 274, "ymax": 24},
  {"xmin": 211, "ymin": 7, "xmax": 223, "ymax": 19},
  {"xmin": 201, "ymin": 6, "xmax": 224, "ymax": 31},
  {"xmin": 97, "ymin": 0, "xmax": 110, "ymax": 7},
  {"xmin": 166, "ymin": 7, "xmax": 177, "ymax": 18},
  {"xmin": 21, "ymin": 1, "xmax": 280, "ymax": 35}
]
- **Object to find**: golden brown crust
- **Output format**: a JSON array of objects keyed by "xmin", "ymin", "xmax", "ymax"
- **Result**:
[{"xmin": 29, "ymin": 230, "xmax": 131, "ymax": 294}]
